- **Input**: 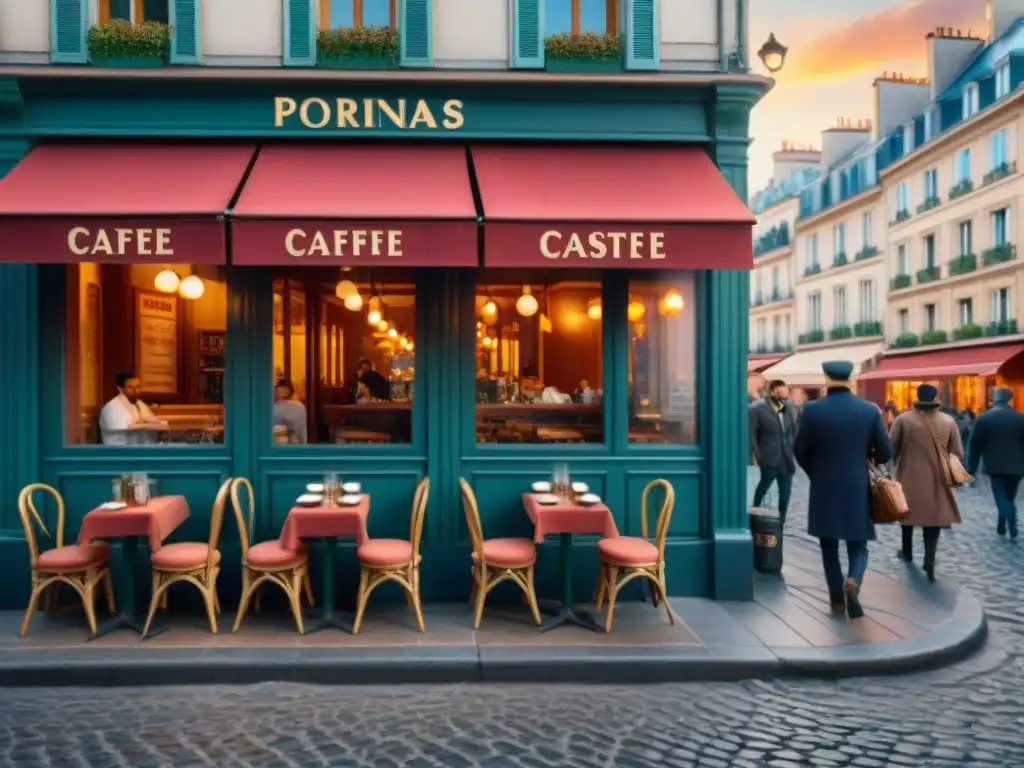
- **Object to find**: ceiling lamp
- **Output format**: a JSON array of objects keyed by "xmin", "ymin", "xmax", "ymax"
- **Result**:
[
  {"xmin": 757, "ymin": 33, "xmax": 788, "ymax": 74},
  {"xmin": 627, "ymin": 298, "xmax": 646, "ymax": 323},
  {"xmin": 515, "ymin": 286, "xmax": 538, "ymax": 317},
  {"xmin": 179, "ymin": 275, "xmax": 205, "ymax": 300},
  {"xmin": 481, "ymin": 299, "xmax": 498, "ymax": 325},
  {"xmin": 660, "ymin": 289, "xmax": 685, "ymax": 316},
  {"xmin": 587, "ymin": 298, "xmax": 602, "ymax": 320},
  {"xmin": 387, "ymin": 327, "xmax": 398, "ymax": 338},
  {"xmin": 367, "ymin": 296, "xmax": 383, "ymax": 326},
  {"xmin": 335, "ymin": 280, "xmax": 358, "ymax": 300},
  {"xmin": 408, "ymin": 342, "xmax": 415, "ymax": 351},
  {"xmin": 343, "ymin": 293, "xmax": 363, "ymax": 311},
  {"xmin": 376, "ymin": 319, "xmax": 389, "ymax": 332},
  {"xmin": 482, "ymin": 336, "xmax": 492, "ymax": 348},
  {"xmin": 154, "ymin": 270, "xmax": 180, "ymax": 294}
]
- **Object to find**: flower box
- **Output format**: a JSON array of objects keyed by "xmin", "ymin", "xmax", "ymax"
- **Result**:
[
  {"xmin": 545, "ymin": 33, "xmax": 622, "ymax": 73},
  {"xmin": 920, "ymin": 329, "xmax": 948, "ymax": 345},
  {"xmin": 317, "ymin": 54, "xmax": 397, "ymax": 70},
  {"xmin": 87, "ymin": 20, "xmax": 169, "ymax": 65},
  {"xmin": 890, "ymin": 333, "xmax": 919, "ymax": 349},
  {"xmin": 947, "ymin": 254, "xmax": 977, "ymax": 276},
  {"xmin": 90, "ymin": 55, "xmax": 166, "ymax": 68},
  {"xmin": 317, "ymin": 26, "xmax": 399, "ymax": 69},
  {"xmin": 890, "ymin": 274, "xmax": 912, "ymax": 290},
  {"xmin": 546, "ymin": 58, "xmax": 622, "ymax": 73}
]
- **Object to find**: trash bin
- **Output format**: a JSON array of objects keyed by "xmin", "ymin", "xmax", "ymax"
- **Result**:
[{"xmin": 749, "ymin": 507, "xmax": 783, "ymax": 574}]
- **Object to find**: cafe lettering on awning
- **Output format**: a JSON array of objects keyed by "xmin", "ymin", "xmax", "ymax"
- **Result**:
[
  {"xmin": 68, "ymin": 227, "xmax": 176, "ymax": 258},
  {"xmin": 284, "ymin": 228, "xmax": 405, "ymax": 258},
  {"xmin": 273, "ymin": 97, "xmax": 465, "ymax": 130},
  {"xmin": 539, "ymin": 230, "xmax": 667, "ymax": 261}
]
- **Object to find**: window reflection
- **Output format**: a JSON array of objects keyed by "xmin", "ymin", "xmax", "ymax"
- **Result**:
[
  {"xmin": 475, "ymin": 280, "xmax": 603, "ymax": 444},
  {"xmin": 628, "ymin": 276, "xmax": 698, "ymax": 444},
  {"xmin": 272, "ymin": 270, "xmax": 414, "ymax": 444}
]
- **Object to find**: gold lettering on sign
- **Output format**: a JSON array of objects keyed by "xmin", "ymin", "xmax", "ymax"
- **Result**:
[
  {"xmin": 539, "ymin": 231, "xmax": 666, "ymax": 260},
  {"xmin": 285, "ymin": 229, "xmax": 404, "ymax": 258},
  {"xmin": 68, "ymin": 227, "xmax": 174, "ymax": 257},
  {"xmin": 273, "ymin": 97, "xmax": 465, "ymax": 130}
]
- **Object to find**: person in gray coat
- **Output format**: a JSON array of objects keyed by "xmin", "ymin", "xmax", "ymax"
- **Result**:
[
  {"xmin": 967, "ymin": 387, "xmax": 1024, "ymax": 540},
  {"xmin": 749, "ymin": 380, "xmax": 798, "ymax": 525},
  {"xmin": 793, "ymin": 361, "xmax": 893, "ymax": 619}
]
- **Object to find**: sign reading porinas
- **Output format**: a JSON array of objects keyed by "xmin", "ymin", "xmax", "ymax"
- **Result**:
[{"xmin": 273, "ymin": 97, "xmax": 465, "ymax": 130}]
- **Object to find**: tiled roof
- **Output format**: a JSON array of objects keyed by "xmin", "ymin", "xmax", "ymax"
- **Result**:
[
  {"xmin": 750, "ymin": 167, "xmax": 820, "ymax": 214},
  {"xmin": 940, "ymin": 18, "xmax": 1024, "ymax": 98}
]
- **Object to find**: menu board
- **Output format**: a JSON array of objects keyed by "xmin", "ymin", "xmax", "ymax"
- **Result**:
[{"xmin": 136, "ymin": 291, "xmax": 178, "ymax": 395}]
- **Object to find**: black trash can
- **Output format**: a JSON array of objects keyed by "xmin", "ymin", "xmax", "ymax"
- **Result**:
[{"xmin": 749, "ymin": 507, "xmax": 783, "ymax": 574}]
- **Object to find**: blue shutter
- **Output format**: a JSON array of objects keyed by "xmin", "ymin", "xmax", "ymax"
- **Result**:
[
  {"xmin": 50, "ymin": 0, "xmax": 87, "ymax": 64},
  {"xmin": 511, "ymin": 0, "xmax": 544, "ymax": 69},
  {"xmin": 400, "ymin": 0, "xmax": 432, "ymax": 68},
  {"xmin": 170, "ymin": 0, "xmax": 201, "ymax": 64},
  {"xmin": 624, "ymin": 0, "xmax": 658, "ymax": 71},
  {"xmin": 283, "ymin": 0, "xmax": 316, "ymax": 67}
]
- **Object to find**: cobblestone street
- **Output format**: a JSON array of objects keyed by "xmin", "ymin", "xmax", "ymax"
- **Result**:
[{"xmin": 1, "ymin": 474, "xmax": 1022, "ymax": 768}]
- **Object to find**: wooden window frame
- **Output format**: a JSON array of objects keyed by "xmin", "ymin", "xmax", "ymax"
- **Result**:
[
  {"xmin": 99, "ymin": 0, "xmax": 149, "ymax": 24},
  {"xmin": 550, "ymin": 0, "xmax": 617, "ymax": 36},
  {"xmin": 320, "ymin": 0, "xmax": 398, "ymax": 30}
]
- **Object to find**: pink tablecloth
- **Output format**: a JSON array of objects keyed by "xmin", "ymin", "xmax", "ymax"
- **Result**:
[
  {"xmin": 522, "ymin": 493, "xmax": 619, "ymax": 544},
  {"xmin": 279, "ymin": 496, "xmax": 370, "ymax": 551},
  {"xmin": 78, "ymin": 495, "xmax": 190, "ymax": 552}
]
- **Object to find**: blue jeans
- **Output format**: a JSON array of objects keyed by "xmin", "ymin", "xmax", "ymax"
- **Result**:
[
  {"xmin": 752, "ymin": 466, "xmax": 793, "ymax": 524},
  {"xmin": 989, "ymin": 474, "xmax": 1021, "ymax": 535},
  {"xmin": 819, "ymin": 539, "xmax": 869, "ymax": 599}
]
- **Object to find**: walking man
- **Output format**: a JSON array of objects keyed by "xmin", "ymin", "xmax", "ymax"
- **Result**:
[
  {"xmin": 793, "ymin": 361, "xmax": 892, "ymax": 618},
  {"xmin": 967, "ymin": 387, "xmax": 1024, "ymax": 540},
  {"xmin": 749, "ymin": 379, "xmax": 797, "ymax": 525}
]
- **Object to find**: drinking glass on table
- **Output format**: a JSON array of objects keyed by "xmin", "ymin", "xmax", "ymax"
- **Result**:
[
  {"xmin": 324, "ymin": 472, "xmax": 340, "ymax": 505},
  {"xmin": 111, "ymin": 477, "xmax": 124, "ymax": 503}
]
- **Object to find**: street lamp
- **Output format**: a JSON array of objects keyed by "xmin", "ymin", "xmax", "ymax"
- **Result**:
[{"xmin": 757, "ymin": 33, "xmax": 787, "ymax": 73}]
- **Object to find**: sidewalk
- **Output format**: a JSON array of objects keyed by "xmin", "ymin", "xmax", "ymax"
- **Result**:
[{"xmin": 0, "ymin": 539, "xmax": 985, "ymax": 687}]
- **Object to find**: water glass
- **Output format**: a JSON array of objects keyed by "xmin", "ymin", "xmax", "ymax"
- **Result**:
[{"xmin": 111, "ymin": 477, "xmax": 123, "ymax": 502}]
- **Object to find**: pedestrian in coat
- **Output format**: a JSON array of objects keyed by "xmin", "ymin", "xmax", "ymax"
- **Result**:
[
  {"xmin": 793, "ymin": 360, "xmax": 893, "ymax": 619},
  {"xmin": 967, "ymin": 387, "xmax": 1024, "ymax": 540},
  {"xmin": 889, "ymin": 384, "xmax": 963, "ymax": 581},
  {"xmin": 749, "ymin": 380, "xmax": 798, "ymax": 525}
]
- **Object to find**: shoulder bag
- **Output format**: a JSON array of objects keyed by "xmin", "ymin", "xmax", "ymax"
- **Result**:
[
  {"xmin": 868, "ymin": 462, "xmax": 909, "ymax": 524},
  {"xmin": 914, "ymin": 412, "xmax": 971, "ymax": 486}
]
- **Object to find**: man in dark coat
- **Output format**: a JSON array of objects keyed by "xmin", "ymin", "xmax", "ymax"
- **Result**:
[
  {"xmin": 793, "ymin": 360, "xmax": 893, "ymax": 619},
  {"xmin": 749, "ymin": 379, "xmax": 798, "ymax": 525},
  {"xmin": 967, "ymin": 387, "xmax": 1024, "ymax": 540}
]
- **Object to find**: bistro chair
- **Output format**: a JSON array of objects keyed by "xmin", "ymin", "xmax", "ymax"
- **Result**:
[
  {"xmin": 18, "ymin": 483, "xmax": 115, "ymax": 636},
  {"xmin": 461, "ymin": 478, "xmax": 542, "ymax": 629},
  {"xmin": 230, "ymin": 477, "xmax": 314, "ymax": 634},
  {"xmin": 141, "ymin": 478, "xmax": 231, "ymax": 636},
  {"xmin": 594, "ymin": 478, "xmax": 675, "ymax": 633},
  {"xmin": 352, "ymin": 477, "xmax": 429, "ymax": 634}
]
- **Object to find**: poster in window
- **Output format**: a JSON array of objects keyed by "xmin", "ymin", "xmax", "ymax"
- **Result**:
[{"xmin": 136, "ymin": 291, "xmax": 179, "ymax": 395}]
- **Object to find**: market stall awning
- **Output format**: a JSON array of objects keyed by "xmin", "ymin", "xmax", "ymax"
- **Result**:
[
  {"xmin": 0, "ymin": 143, "xmax": 255, "ymax": 264},
  {"xmin": 472, "ymin": 145, "xmax": 755, "ymax": 269},
  {"xmin": 857, "ymin": 343, "xmax": 1024, "ymax": 381},
  {"xmin": 749, "ymin": 353, "xmax": 789, "ymax": 373},
  {"xmin": 230, "ymin": 145, "xmax": 479, "ymax": 266},
  {"xmin": 760, "ymin": 342, "xmax": 884, "ymax": 388}
]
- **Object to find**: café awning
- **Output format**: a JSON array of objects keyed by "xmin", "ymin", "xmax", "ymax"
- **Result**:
[
  {"xmin": 760, "ymin": 342, "xmax": 885, "ymax": 388},
  {"xmin": 0, "ymin": 143, "xmax": 255, "ymax": 263},
  {"xmin": 857, "ymin": 343, "xmax": 1024, "ymax": 380},
  {"xmin": 749, "ymin": 353, "xmax": 789, "ymax": 373},
  {"xmin": 230, "ymin": 145, "xmax": 479, "ymax": 266},
  {"xmin": 472, "ymin": 145, "xmax": 755, "ymax": 269}
]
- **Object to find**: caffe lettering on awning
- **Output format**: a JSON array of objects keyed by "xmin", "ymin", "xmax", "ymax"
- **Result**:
[
  {"xmin": 284, "ymin": 228, "xmax": 404, "ymax": 258},
  {"xmin": 540, "ymin": 230, "xmax": 666, "ymax": 260},
  {"xmin": 67, "ymin": 227, "xmax": 174, "ymax": 257}
]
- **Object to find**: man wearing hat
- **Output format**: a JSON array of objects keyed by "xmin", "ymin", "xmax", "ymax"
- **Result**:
[
  {"xmin": 967, "ymin": 386, "xmax": 1024, "ymax": 540},
  {"xmin": 793, "ymin": 360, "xmax": 893, "ymax": 618}
]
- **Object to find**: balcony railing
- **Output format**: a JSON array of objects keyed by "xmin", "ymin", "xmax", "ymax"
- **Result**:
[
  {"xmin": 799, "ymin": 330, "xmax": 825, "ymax": 344},
  {"xmin": 982, "ymin": 243, "xmax": 1016, "ymax": 267},
  {"xmin": 829, "ymin": 325, "xmax": 853, "ymax": 341},
  {"xmin": 983, "ymin": 161, "xmax": 1017, "ymax": 186},
  {"xmin": 855, "ymin": 245, "xmax": 879, "ymax": 261},
  {"xmin": 754, "ymin": 223, "xmax": 791, "ymax": 257},
  {"xmin": 916, "ymin": 265, "xmax": 941, "ymax": 284},
  {"xmin": 803, "ymin": 263, "xmax": 822, "ymax": 277},
  {"xmin": 947, "ymin": 253, "xmax": 977, "ymax": 276},
  {"xmin": 986, "ymin": 318, "xmax": 1018, "ymax": 337},
  {"xmin": 917, "ymin": 196, "xmax": 941, "ymax": 214},
  {"xmin": 948, "ymin": 179, "xmax": 973, "ymax": 200},
  {"xmin": 890, "ymin": 209, "xmax": 911, "ymax": 226},
  {"xmin": 832, "ymin": 252, "xmax": 848, "ymax": 268},
  {"xmin": 853, "ymin": 320, "xmax": 883, "ymax": 337},
  {"xmin": 750, "ymin": 289, "xmax": 793, "ymax": 307},
  {"xmin": 890, "ymin": 273, "xmax": 912, "ymax": 290}
]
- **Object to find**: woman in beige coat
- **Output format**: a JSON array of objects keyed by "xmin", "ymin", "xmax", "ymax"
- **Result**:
[{"xmin": 890, "ymin": 384, "xmax": 964, "ymax": 581}]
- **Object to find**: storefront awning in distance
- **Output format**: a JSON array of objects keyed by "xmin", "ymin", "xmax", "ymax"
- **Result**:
[
  {"xmin": 748, "ymin": 354, "xmax": 789, "ymax": 373},
  {"xmin": 857, "ymin": 343, "xmax": 1024, "ymax": 381},
  {"xmin": 230, "ymin": 145, "xmax": 479, "ymax": 267},
  {"xmin": 760, "ymin": 342, "xmax": 885, "ymax": 388},
  {"xmin": 472, "ymin": 145, "xmax": 755, "ymax": 269},
  {"xmin": 0, "ymin": 144, "xmax": 256, "ymax": 264}
]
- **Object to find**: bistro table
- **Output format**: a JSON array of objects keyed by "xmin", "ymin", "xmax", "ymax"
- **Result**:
[
  {"xmin": 522, "ymin": 492, "xmax": 619, "ymax": 632},
  {"xmin": 78, "ymin": 495, "xmax": 189, "ymax": 640},
  {"xmin": 279, "ymin": 496, "xmax": 370, "ymax": 633}
]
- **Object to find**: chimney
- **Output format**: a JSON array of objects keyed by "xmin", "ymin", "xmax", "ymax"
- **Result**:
[
  {"xmin": 772, "ymin": 140, "xmax": 821, "ymax": 181},
  {"xmin": 820, "ymin": 118, "xmax": 871, "ymax": 170},
  {"xmin": 872, "ymin": 73, "xmax": 931, "ymax": 139},
  {"xmin": 927, "ymin": 27, "xmax": 983, "ymax": 98},
  {"xmin": 987, "ymin": 0, "xmax": 1024, "ymax": 42}
]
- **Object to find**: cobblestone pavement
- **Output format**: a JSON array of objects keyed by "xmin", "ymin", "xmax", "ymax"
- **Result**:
[{"xmin": 1, "ymin": 474, "xmax": 1022, "ymax": 768}]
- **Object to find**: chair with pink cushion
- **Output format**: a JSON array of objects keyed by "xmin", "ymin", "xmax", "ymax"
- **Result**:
[
  {"xmin": 594, "ymin": 478, "xmax": 675, "ymax": 632},
  {"xmin": 141, "ymin": 478, "xmax": 231, "ymax": 636},
  {"xmin": 18, "ymin": 483, "xmax": 115, "ymax": 636},
  {"xmin": 352, "ymin": 477, "xmax": 429, "ymax": 634},
  {"xmin": 230, "ymin": 477, "xmax": 314, "ymax": 633},
  {"xmin": 460, "ymin": 478, "xmax": 541, "ymax": 629}
]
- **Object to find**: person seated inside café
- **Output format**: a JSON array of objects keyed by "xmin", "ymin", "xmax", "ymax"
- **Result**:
[
  {"xmin": 357, "ymin": 358, "xmax": 391, "ymax": 401},
  {"xmin": 273, "ymin": 378, "xmax": 308, "ymax": 444},
  {"xmin": 99, "ymin": 371, "xmax": 162, "ymax": 446}
]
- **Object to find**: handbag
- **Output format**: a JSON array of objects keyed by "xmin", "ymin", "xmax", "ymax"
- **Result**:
[
  {"xmin": 914, "ymin": 412, "xmax": 972, "ymax": 486},
  {"xmin": 869, "ymin": 462, "xmax": 909, "ymax": 523}
]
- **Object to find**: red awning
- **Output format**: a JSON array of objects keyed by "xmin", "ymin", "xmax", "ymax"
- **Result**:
[
  {"xmin": 472, "ymin": 146, "xmax": 755, "ymax": 269},
  {"xmin": 0, "ymin": 144, "xmax": 255, "ymax": 263},
  {"xmin": 858, "ymin": 344, "xmax": 1024, "ymax": 381},
  {"xmin": 230, "ymin": 145, "xmax": 478, "ymax": 266},
  {"xmin": 749, "ymin": 354, "xmax": 788, "ymax": 373}
]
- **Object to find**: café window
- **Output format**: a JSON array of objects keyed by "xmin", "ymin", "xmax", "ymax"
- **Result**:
[
  {"xmin": 101, "ymin": 0, "xmax": 169, "ymax": 24},
  {"xmin": 628, "ymin": 276, "xmax": 697, "ymax": 444},
  {"xmin": 319, "ymin": 0, "xmax": 396, "ymax": 29},
  {"xmin": 272, "ymin": 270, "xmax": 415, "ymax": 445},
  {"xmin": 475, "ymin": 279, "xmax": 603, "ymax": 444},
  {"xmin": 65, "ymin": 264, "xmax": 227, "ymax": 446},
  {"xmin": 545, "ymin": 0, "xmax": 617, "ymax": 36}
]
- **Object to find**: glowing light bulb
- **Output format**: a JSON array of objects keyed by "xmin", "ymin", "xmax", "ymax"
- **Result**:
[
  {"xmin": 154, "ymin": 270, "xmax": 180, "ymax": 294},
  {"xmin": 660, "ymin": 289, "xmax": 685, "ymax": 316},
  {"xmin": 627, "ymin": 299, "xmax": 646, "ymax": 323},
  {"xmin": 344, "ymin": 293, "xmax": 363, "ymax": 311},
  {"xmin": 178, "ymin": 275, "xmax": 205, "ymax": 300},
  {"xmin": 335, "ymin": 280, "xmax": 358, "ymax": 300},
  {"xmin": 587, "ymin": 298, "xmax": 602, "ymax": 320},
  {"xmin": 388, "ymin": 328, "xmax": 398, "ymax": 338},
  {"xmin": 376, "ymin": 320, "xmax": 389, "ymax": 332},
  {"xmin": 515, "ymin": 286, "xmax": 538, "ymax": 317},
  {"xmin": 482, "ymin": 300, "xmax": 498, "ymax": 324}
]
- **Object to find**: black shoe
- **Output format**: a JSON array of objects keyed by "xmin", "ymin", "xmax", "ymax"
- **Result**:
[
  {"xmin": 829, "ymin": 594, "xmax": 845, "ymax": 613},
  {"xmin": 923, "ymin": 561, "xmax": 936, "ymax": 582},
  {"xmin": 998, "ymin": 519, "xmax": 1006, "ymax": 536},
  {"xmin": 897, "ymin": 549, "xmax": 912, "ymax": 562},
  {"xmin": 844, "ymin": 579, "xmax": 864, "ymax": 620}
]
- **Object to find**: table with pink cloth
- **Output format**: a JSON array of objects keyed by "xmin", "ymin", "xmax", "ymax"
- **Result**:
[
  {"xmin": 522, "ymin": 492, "xmax": 618, "ymax": 632},
  {"xmin": 78, "ymin": 495, "xmax": 190, "ymax": 640},
  {"xmin": 279, "ymin": 495, "xmax": 371, "ymax": 633}
]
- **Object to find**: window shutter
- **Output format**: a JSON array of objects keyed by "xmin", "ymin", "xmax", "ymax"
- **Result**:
[
  {"xmin": 624, "ymin": 0, "xmax": 658, "ymax": 71},
  {"xmin": 400, "ymin": 0, "xmax": 432, "ymax": 68},
  {"xmin": 170, "ymin": 0, "xmax": 201, "ymax": 64},
  {"xmin": 283, "ymin": 0, "xmax": 315, "ymax": 67},
  {"xmin": 511, "ymin": 0, "xmax": 543, "ymax": 69},
  {"xmin": 50, "ymin": 0, "xmax": 87, "ymax": 64}
]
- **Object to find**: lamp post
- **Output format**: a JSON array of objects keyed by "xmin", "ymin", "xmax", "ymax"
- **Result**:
[{"xmin": 757, "ymin": 33, "xmax": 788, "ymax": 73}]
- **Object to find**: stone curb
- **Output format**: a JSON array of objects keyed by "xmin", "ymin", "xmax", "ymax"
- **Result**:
[{"xmin": 0, "ymin": 589, "xmax": 987, "ymax": 687}]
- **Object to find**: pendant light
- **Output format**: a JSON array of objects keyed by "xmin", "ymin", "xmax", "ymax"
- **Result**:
[
  {"xmin": 627, "ymin": 298, "xmax": 646, "ymax": 323},
  {"xmin": 367, "ymin": 296, "xmax": 383, "ymax": 326},
  {"xmin": 154, "ymin": 269, "xmax": 180, "ymax": 294},
  {"xmin": 376, "ymin": 319, "xmax": 389, "ymax": 332},
  {"xmin": 344, "ymin": 293, "xmax": 363, "ymax": 311},
  {"xmin": 387, "ymin": 327, "xmax": 398, "ymax": 338},
  {"xmin": 515, "ymin": 286, "xmax": 538, "ymax": 317},
  {"xmin": 659, "ymin": 288, "xmax": 684, "ymax": 316},
  {"xmin": 336, "ymin": 279, "xmax": 358, "ymax": 300},
  {"xmin": 587, "ymin": 298, "xmax": 602, "ymax": 320},
  {"xmin": 179, "ymin": 275, "xmax": 205, "ymax": 300}
]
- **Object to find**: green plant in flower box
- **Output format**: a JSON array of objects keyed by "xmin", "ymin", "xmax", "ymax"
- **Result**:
[
  {"xmin": 317, "ymin": 25, "xmax": 399, "ymax": 68},
  {"xmin": 545, "ymin": 32, "xmax": 623, "ymax": 72},
  {"xmin": 87, "ymin": 20, "xmax": 170, "ymax": 66}
]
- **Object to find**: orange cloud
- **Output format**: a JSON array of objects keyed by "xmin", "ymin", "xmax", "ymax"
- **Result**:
[{"xmin": 785, "ymin": 0, "xmax": 986, "ymax": 82}]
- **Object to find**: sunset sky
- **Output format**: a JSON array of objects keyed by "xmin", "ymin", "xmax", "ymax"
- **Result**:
[{"xmin": 747, "ymin": 0, "xmax": 989, "ymax": 194}]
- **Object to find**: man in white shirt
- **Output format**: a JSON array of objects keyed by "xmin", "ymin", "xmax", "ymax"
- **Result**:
[{"xmin": 98, "ymin": 372, "xmax": 162, "ymax": 445}]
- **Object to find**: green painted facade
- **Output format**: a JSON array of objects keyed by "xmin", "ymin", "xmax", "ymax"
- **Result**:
[{"xmin": 0, "ymin": 73, "xmax": 763, "ymax": 609}]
